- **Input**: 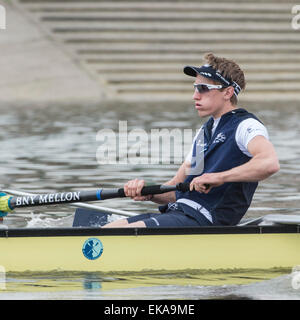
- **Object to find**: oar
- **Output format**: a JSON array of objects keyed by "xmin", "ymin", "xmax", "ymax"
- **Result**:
[
  {"xmin": 0, "ymin": 183, "xmax": 190, "ymax": 213},
  {"xmin": 2, "ymin": 189, "xmax": 137, "ymax": 217}
]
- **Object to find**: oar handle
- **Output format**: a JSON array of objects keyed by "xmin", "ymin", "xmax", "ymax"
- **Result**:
[
  {"xmin": 103, "ymin": 182, "xmax": 191, "ymax": 199},
  {"xmin": 0, "ymin": 183, "xmax": 192, "ymax": 211}
]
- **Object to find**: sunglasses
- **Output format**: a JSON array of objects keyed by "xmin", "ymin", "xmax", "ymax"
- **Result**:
[{"xmin": 193, "ymin": 83, "xmax": 224, "ymax": 93}]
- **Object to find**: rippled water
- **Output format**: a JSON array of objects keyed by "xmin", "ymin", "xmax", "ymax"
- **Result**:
[
  {"xmin": 1, "ymin": 269, "xmax": 300, "ymax": 300},
  {"xmin": 0, "ymin": 100, "xmax": 300, "ymax": 299}
]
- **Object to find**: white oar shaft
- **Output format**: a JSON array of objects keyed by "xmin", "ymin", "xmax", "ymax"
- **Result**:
[
  {"xmin": 2, "ymin": 189, "xmax": 137, "ymax": 218},
  {"xmin": 70, "ymin": 203, "xmax": 137, "ymax": 217}
]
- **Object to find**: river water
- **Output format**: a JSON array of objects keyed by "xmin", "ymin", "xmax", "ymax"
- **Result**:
[{"xmin": 0, "ymin": 100, "xmax": 300, "ymax": 300}]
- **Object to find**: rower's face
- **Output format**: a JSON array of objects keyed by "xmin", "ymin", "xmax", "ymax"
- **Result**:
[{"xmin": 193, "ymin": 75, "xmax": 227, "ymax": 119}]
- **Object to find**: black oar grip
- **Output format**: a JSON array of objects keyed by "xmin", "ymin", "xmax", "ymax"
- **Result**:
[
  {"xmin": 141, "ymin": 185, "xmax": 167, "ymax": 195},
  {"xmin": 176, "ymin": 182, "xmax": 210, "ymax": 192},
  {"xmin": 117, "ymin": 185, "xmax": 176, "ymax": 197},
  {"xmin": 101, "ymin": 185, "xmax": 176, "ymax": 200},
  {"xmin": 120, "ymin": 182, "xmax": 209, "ymax": 196},
  {"xmin": 176, "ymin": 182, "xmax": 190, "ymax": 192},
  {"xmin": 117, "ymin": 183, "xmax": 190, "ymax": 198}
]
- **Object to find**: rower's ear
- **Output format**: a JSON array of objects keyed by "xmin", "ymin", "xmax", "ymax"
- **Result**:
[{"xmin": 223, "ymin": 86, "xmax": 235, "ymax": 101}]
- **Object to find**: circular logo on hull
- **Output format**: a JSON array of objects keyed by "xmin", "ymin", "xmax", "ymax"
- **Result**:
[{"xmin": 82, "ymin": 238, "xmax": 103, "ymax": 260}]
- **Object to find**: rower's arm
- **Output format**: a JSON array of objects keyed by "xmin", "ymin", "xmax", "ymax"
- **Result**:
[
  {"xmin": 151, "ymin": 161, "xmax": 190, "ymax": 204},
  {"xmin": 222, "ymin": 136, "xmax": 280, "ymax": 182},
  {"xmin": 190, "ymin": 136, "xmax": 280, "ymax": 193}
]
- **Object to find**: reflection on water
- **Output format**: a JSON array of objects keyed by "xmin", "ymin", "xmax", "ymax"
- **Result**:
[
  {"xmin": 0, "ymin": 101, "xmax": 299, "ymax": 299},
  {"xmin": 2, "ymin": 268, "xmax": 299, "ymax": 300}
]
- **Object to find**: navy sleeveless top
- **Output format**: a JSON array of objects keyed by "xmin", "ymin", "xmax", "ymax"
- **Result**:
[{"xmin": 175, "ymin": 108, "xmax": 262, "ymax": 226}]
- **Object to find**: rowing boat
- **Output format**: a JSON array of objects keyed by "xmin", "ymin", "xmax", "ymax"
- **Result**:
[
  {"xmin": 1, "ymin": 210, "xmax": 300, "ymax": 274},
  {"xmin": 0, "ymin": 187, "xmax": 299, "ymax": 276}
]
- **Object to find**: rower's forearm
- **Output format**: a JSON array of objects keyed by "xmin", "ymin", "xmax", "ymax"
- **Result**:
[
  {"xmin": 149, "ymin": 161, "xmax": 189, "ymax": 204},
  {"xmin": 151, "ymin": 191, "xmax": 176, "ymax": 204},
  {"xmin": 221, "ymin": 155, "xmax": 280, "ymax": 183},
  {"xmin": 151, "ymin": 178, "xmax": 178, "ymax": 203}
]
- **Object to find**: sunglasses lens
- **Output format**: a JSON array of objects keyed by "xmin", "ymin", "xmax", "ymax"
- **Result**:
[{"xmin": 194, "ymin": 84, "xmax": 209, "ymax": 93}]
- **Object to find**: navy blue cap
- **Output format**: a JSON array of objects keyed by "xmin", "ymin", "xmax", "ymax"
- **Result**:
[{"xmin": 184, "ymin": 64, "xmax": 241, "ymax": 96}]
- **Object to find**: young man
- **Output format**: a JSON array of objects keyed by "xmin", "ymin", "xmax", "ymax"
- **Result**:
[{"xmin": 103, "ymin": 53, "xmax": 280, "ymax": 228}]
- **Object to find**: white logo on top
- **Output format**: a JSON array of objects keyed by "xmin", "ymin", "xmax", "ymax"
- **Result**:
[
  {"xmin": 213, "ymin": 133, "xmax": 226, "ymax": 144},
  {"xmin": 200, "ymin": 72, "xmax": 212, "ymax": 77}
]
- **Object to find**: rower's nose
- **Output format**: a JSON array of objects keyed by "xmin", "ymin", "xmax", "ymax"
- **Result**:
[{"xmin": 193, "ymin": 88, "xmax": 202, "ymax": 101}]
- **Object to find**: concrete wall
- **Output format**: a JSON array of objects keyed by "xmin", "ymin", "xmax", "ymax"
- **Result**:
[
  {"xmin": 0, "ymin": 0, "xmax": 105, "ymax": 107},
  {"xmin": 1, "ymin": 0, "xmax": 300, "ymax": 105}
]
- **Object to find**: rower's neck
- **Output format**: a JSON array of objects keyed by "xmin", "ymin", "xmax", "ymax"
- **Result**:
[{"xmin": 212, "ymin": 104, "xmax": 237, "ymax": 120}]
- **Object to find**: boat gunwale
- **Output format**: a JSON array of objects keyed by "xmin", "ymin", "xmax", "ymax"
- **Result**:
[{"xmin": 0, "ymin": 224, "xmax": 299, "ymax": 237}]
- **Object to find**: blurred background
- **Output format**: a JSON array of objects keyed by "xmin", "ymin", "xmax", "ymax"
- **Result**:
[
  {"xmin": 0, "ymin": 0, "xmax": 300, "ymax": 227},
  {"xmin": 2, "ymin": 0, "xmax": 300, "ymax": 103}
]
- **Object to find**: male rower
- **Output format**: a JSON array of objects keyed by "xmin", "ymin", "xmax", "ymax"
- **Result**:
[{"xmin": 103, "ymin": 53, "xmax": 280, "ymax": 228}]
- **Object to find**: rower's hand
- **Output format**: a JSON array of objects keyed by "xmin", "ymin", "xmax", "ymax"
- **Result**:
[
  {"xmin": 0, "ymin": 192, "xmax": 10, "ymax": 217},
  {"xmin": 190, "ymin": 173, "xmax": 224, "ymax": 194},
  {"xmin": 124, "ymin": 179, "xmax": 153, "ymax": 201}
]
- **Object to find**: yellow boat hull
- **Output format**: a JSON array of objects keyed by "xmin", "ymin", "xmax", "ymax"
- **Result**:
[{"xmin": 1, "ymin": 226, "xmax": 300, "ymax": 273}]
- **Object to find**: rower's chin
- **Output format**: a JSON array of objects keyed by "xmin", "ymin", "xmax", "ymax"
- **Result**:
[{"xmin": 196, "ymin": 108, "xmax": 208, "ymax": 117}]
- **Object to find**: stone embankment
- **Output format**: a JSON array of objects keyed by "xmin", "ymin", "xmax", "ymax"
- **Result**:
[{"xmin": 1, "ymin": 0, "xmax": 300, "ymax": 104}]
